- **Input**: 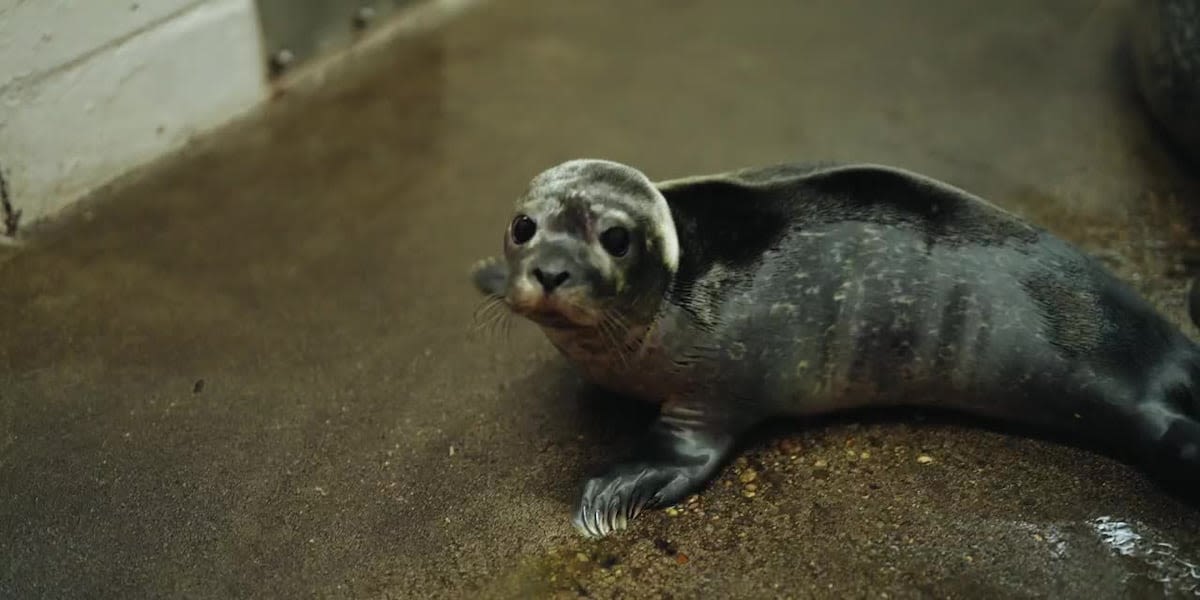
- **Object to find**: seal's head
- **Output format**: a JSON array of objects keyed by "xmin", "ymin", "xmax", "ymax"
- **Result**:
[{"xmin": 486, "ymin": 159, "xmax": 679, "ymax": 330}]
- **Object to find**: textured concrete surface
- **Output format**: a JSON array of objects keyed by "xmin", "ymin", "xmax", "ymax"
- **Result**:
[
  {"xmin": 3, "ymin": 0, "xmax": 1200, "ymax": 598},
  {"xmin": 0, "ymin": 0, "xmax": 268, "ymax": 227}
]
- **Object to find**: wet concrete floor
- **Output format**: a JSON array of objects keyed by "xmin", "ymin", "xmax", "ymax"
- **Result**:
[{"xmin": 4, "ymin": 0, "xmax": 1200, "ymax": 597}]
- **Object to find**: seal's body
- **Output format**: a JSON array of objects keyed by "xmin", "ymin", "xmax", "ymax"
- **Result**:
[{"xmin": 472, "ymin": 160, "xmax": 1200, "ymax": 538}]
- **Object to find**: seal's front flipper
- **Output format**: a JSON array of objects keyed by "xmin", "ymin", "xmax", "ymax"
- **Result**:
[
  {"xmin": 470, "ymin": 257, "xmax": 508, "ymax": 296},
  {"xmin": 572, "ymin": 403, "xmax": 745, "ymax": 538}
]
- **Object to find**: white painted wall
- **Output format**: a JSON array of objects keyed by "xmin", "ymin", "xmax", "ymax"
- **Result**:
[{"xmin": 0, "ymin": 0, "xmax": 269, "ymax": 231}]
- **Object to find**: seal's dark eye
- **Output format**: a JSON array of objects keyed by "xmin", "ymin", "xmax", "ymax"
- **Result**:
[
  {"xmin": 511, "ymin": 215, "xmax": 536, "ymax": 245},
  {"xmin": 600, "ymin": 226, "xmax": 631, "ymax": 257}
]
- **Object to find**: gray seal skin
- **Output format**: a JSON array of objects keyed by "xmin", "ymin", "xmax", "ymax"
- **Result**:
[
  {"xmin": 470, "ymin": 159, "xmax": 1200, "ymax": 539},
  {"xmin": 1132, "ymin": 0, "xmax": 1200, "ymax": 165}
]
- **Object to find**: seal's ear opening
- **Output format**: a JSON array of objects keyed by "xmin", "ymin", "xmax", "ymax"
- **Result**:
[{"xmin": 471, "ymin": 257, "xmax": 509, "ymax": 296}]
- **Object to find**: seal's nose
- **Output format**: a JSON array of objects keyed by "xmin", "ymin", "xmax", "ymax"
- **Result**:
[{"xmin": 532, "ymin": 267, "xmax": 570, "ymax": 293}]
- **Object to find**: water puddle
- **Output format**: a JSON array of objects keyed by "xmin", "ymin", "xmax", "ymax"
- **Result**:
[{"xmin": 1090, "ymin": 516, "xmax": 1200, "ymax": 597}]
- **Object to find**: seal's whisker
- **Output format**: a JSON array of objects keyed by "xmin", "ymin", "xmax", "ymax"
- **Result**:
[
  {"xmin": 594, "ymin": 317, "xmax": 616, "ymax": 358},
  {"xmin": 599, "ymin": 315, "xmax": 633, "ymax": 370},
  {"xmin": 471, "ymin": 296, "xmax": 503, "ymax": 325},
  {"xmin": 606, "ymin": 309, "xmax": 629, "ymax": 333},
  {"xmin": 599, "ymin": 321, "xmax": 626, "ymax": 370},
  {"xmin": 490, "ymin": 309, "xmax": 514, "ymax": 341},
  {"xmin": 605, "ymin": 308, "xmax": 640, "ymax": 355},
  {"xmin": 473, "ymin": 311, "xmax": 499, "ymax": 337},
  {"xmin": 472, "ymin": 296, "xmax": 515, "ymax": 341},
  {"xmin": 500, "ymin": 308, "xmax": 514, "ymax": 341},
  {"xmin": 482, "ymin": 309, "xmax": 502, "ymax": 337}
]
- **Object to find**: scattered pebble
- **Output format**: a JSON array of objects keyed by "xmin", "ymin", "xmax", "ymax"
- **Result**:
[
  {"xmin": 654, "ymin": 538, "xmax": 678, "ymax": 556},
  {"xmin": 449, "ymin": 445, "xmax": 455, "ymax": 457},
  {"xmin": 916, "ymin": 455, "xmax": 934, "ymax": 464},
  {"xmin": 860, "ymin": 451, "xmax": 871, "ymax": 460},
  {"xmin": 665, "ymin": 507, "xmax": 682, "ymax": 517},
  {"xmin": 814, "ymin": 459, "xmax": 829, "ymax": 469},
  {"xmin": 739, "ymin": 469, "xmax": 758, "ymax": 484},
  {"xmin": 676, "ymin": 553, "xmax": 689, "ymax": 565},
  {"xmin": 576, "ymin": 553, "xmax": 590, "ymax": 563}
]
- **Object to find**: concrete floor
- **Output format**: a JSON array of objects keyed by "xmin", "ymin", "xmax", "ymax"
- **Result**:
[{"xmin": 4, "ymin": 0, "xmax": 1200, "ymax": 597}]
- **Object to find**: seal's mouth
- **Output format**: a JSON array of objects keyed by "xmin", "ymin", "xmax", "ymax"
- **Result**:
[
  {"xmin": 505, "ymin": 275, "xmax": 604, "ymax": 330},
  {"xmin": 527, "ymin": 310, "xmax": 585, "ymax": 330},
  {"xmin": 509, "ymin": 293, "xmax": 599, "ymax": 330}
]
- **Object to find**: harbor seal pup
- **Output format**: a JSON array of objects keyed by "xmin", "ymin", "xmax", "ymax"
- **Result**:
[{"xmin": 470, "ymin": 159, "xmax": 1200, "ymax": 538}]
